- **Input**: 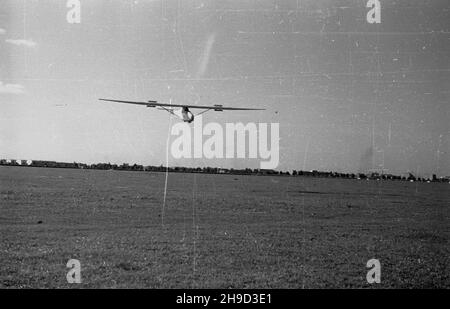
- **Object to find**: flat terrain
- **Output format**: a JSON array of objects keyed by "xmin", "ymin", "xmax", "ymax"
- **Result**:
[{"xmin": 0, "ymin": 166, "xmax": 449, "ymax": 288}]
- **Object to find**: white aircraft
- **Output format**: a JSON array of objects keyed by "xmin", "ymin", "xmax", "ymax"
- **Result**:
[{"xmin": 99, "ymin": 98, "xmax": 264, "ymax": 123}]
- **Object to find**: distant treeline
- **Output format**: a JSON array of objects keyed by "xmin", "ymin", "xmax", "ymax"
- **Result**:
[{"xmin": 1, "ymin": 159, "xmax": 449, "ymax": 183}]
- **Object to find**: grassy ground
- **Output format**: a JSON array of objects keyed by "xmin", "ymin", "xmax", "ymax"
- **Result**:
[{"xmin": 0, "ymin": 166, "xmax": 449, "ymax": 288}]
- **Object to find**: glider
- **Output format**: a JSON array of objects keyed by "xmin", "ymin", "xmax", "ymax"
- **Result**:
[{"xmin": 99, "ymin": 98, "xmax": 264, "ymax": 123}]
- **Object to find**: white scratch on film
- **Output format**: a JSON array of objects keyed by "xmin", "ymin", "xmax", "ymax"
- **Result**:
[{"xmin": 161, "ymin": 104, "xmax": 173, "ymax": 227}]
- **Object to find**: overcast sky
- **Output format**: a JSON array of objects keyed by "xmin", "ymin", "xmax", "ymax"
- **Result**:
[{"xmin": 0, "ymin": 0, "xmax": 449, "ymax": 177}]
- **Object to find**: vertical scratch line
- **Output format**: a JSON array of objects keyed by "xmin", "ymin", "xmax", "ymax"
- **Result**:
[
  {"xmin": 162, "ymin": 108, "xmax": 173, "ymax": 227},
  {"xmin": 303, "ymin": 136, "xmax": 310, "ymax": 171},
  {"xmin": 191, "ymin": 173, "xmax": 197, "ymax": 286}
]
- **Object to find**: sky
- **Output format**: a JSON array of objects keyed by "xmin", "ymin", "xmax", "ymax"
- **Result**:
[{"xmin": 0, "ymin": 0, "xmax": 449, "ymax": 177}]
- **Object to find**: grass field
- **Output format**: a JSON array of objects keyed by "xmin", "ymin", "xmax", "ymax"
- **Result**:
[{"xmin": 0, "ymin": 166, "xmax": 449, "ymax": 288}]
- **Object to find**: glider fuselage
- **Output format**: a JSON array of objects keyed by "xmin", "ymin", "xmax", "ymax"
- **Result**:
[{"xmin": 174, "ymin": 107, "xmax": 195, "ymax": 123}]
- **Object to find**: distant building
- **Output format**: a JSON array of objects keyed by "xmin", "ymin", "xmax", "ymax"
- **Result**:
[
  {"xmin": 258, "ymin": 169, "xmax": 277, "ymax": 175},
  {"xmin": 31, "ymin": 160, "xmax": 58, "ymax": 168}
]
